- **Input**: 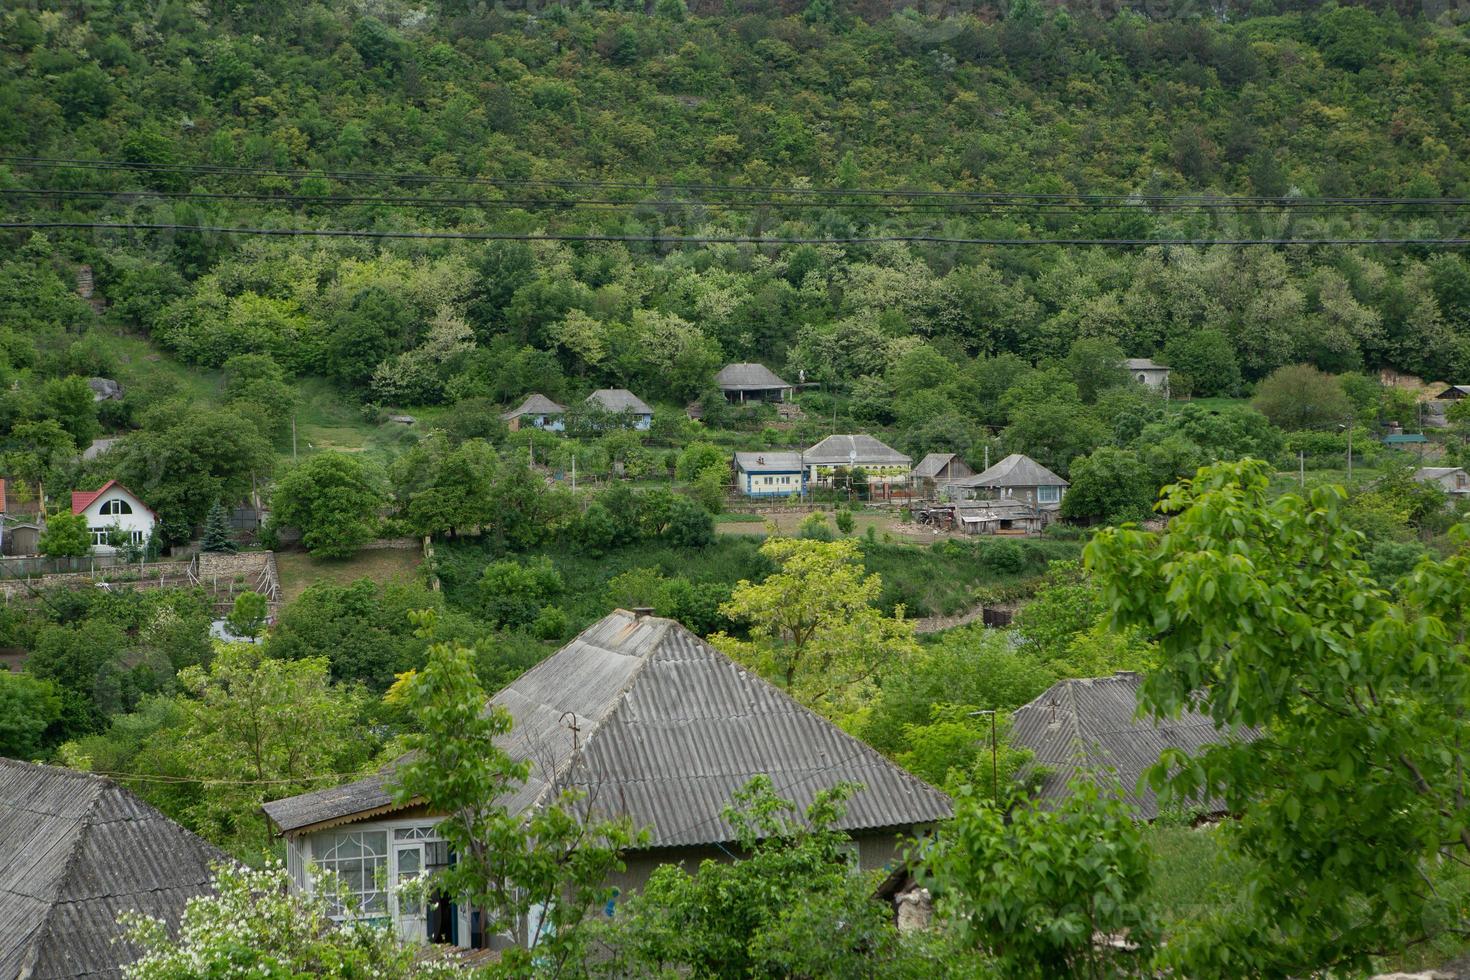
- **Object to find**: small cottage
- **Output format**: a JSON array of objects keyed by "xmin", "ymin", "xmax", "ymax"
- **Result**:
[
  {"xmin": 1434, "ymin": 385, "xmax": 1470, "ymax": 401},
  {"xmin": 586, "ymin": 389, "xmax": 654, "ymax": 430},
  {"xmin": 802, "ymin": 435, "xmax": 912, "ymax": 489},
  {"xmin": 734, "ymin": 451, "xmax": 805, "ymax": 497},
  {"xmin": 912, "ymin": 453, "xmax": 975, "ymax": 491},
  {"xmin": 715, "ymin": 363, "xmax": 793, "ymax": 403},
  {"xmin": 264, "ymin": 610, "xmax": 952, "ymax": 950},
  {"xmin": 947, "ymin": 454, "xmax": 1068, "ymax": 516},
  {"xmin": 70, "ymin": 480, "xmax": 157, "ymax": 554},
  {"xmin": 501, "ymin": 393, "xmax": 567, "ymax": 432},
  {"xmin": 0, "ymin": 760, "xmax": 227, "ymax": 979},
  {"xmin": 1010, "ymin": 672, "xmax": 1253, "ymax": 821},
  {"xmin": 1122, "ymin": 358, "xmax": 1171, "ymax": 393},
  {"xmin": 1414, "ymin": 466, "xmax": 1470, "ymax": 498}
]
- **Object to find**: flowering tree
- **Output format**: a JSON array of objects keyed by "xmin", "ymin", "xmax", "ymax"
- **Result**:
[{"xmin": 120, "ymin": 862, "xmax": 467, "ymax": 978}]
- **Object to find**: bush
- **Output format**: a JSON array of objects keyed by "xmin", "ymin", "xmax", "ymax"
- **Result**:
[
  {"xmin": 835, "ymin": 508, "xmax": 855, "ymax": 535},
  {"xmin": 978, "ymin": 539, "xmax": 1026, "ymax": 575},
  {"xmin": 798, "ymin": 512, "xmax": 834, "ymax": 540},
  {"xmin": 666, "ymin": 496, "xmax": 715, "ymax": 548},
  {"xmin": 478, "ymin": 558, "xmax": 562, "ymax": 628},
  {"xmin": 532, "ymin": 605, "xmax": 570, "ymax": 641}
]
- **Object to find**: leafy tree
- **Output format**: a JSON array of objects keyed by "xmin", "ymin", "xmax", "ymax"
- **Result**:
[
  {"xmin": 269, "ymin": 452, "xmax": 383, "ymax": 558},
  {"xmin": 1163, "ymin": 329, "xmax": 1241, "ymax": 398},
  {"xmin": 387, "ymin": 612, "xmax": 642, "ymax": 971},
  {"xmin": 1003, "ymin": 402, "xmax": 1109, "ymax": 478},
  {"xmin": 120, "ymin": 863, "xmax": 467, "ymax": 979},
  {"xmin": 713, "ymin": 538, "xmax": 918, "ymax": 719},
  {"xmin": 39, "ymin": 509, "xmax": 90, "ymax": 557},
  {"xmin": 201, "ymin": 502, "xmax": 236, "ymax": 553},
  {"xmin": 1060, "ymin": 446, "xmax": 1156, "ymax": 525},
  {"xmin": 922, "ymin": 778, "xmax": 1156, "ymax": 978},
  {"xmin": 477, "ymin": 558, "xmax": 562, "ymax": 629},
  {"xmin": 223, "ymin": 353, "xmax": 296, "ymax": 442},
  {"xmin": 1063, "ymin": 337, "xmax": 1128, "ymax": 403},
  {"xmin": 225, "ymin": 591, "xmax": 268, "ymax": 640},
  {"xmin": 664, "ymin": 495, "xmax": 715, "ymax": 547},
  {"xmin": 1086, "ymin": 460, "xmax": 1470, "ymax": 974},
  {"xmin": 1251, "ymin": 364, "xmax": 1353, "ymax": 431},
  {"xmin": 0, "ymin": 671, "xmax": 63, "ymax": 759},
  {"xmin": 405, "ymin": 439, "xmax": 497, "ymax": 538}
]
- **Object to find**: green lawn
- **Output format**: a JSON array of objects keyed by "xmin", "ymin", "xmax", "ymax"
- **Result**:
[
  {"xmin": 96, "ymin": 327, "xmax": 222, "ymax": 406},
  {"xmin": 275, "ymin": 545, "xmax": 423, "ymax": 602}
]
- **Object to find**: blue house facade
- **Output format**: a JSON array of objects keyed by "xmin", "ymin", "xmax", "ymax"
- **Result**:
[{"xmin": 734, "ymin": 452, "xmax": 805, "ymax": 498}]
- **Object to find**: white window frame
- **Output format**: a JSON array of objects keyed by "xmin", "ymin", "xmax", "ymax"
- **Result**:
[
  {"xmin": 100, "ymin": 498, "xmax": 133, "ymax": 516},
  {"xmin": 1037, "ymin": 485, "xmax": 1061, "ymax": 505}
]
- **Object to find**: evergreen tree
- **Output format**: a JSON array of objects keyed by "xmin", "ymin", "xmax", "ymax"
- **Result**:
[{"xmin": 201, "ymin": 502, "xmax": 236, "ymax": 553}]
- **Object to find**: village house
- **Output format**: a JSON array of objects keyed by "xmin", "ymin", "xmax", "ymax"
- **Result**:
[
  {"xmin": 1434, "ymin": 385, "xmax": 1470, "ymax": 400},
  {"xmin": 802, "ymin": 435, "xmax": 912, "ymax": 491},
  {"xmin": 1123, "ymin": 357, "xmax": 1171, "ymax": 393},
  {"xmin": 500, "ymin": 393, "xmax": 567, "ymax": 432},
  {"xmin": 947, "ymin": 453, "xmax": 1068, "ymax": 518},
  {"xmin": 1415, "ymin": 466, "xmax": 1470, "ymax": 498},
  {"xmin": 714, "ymin": 363, "xmax": 793, "ymax": 403},
  {"xmin": 0, "ymin": 759, "xmax": 227, "ymax": 979},
  {"xmin": 733, "ymin": 451, "xmax": 805, "ymax": 498},
  {"xmin": 1009, "ymin": 672, "xmax": 1254, "ymax": 821},
  {"xmin": 0, "ymin": 478, "xmax": 43, "ymax": 557},
  {"xmin": 70, "ymin": 480, "xmax": 156, "ymax": 554},
  {"xmin": 912, "ymin": 452, "xmax": 975, "ymax": 492},
  {"xmin": 263, "ymin": 609, "xmax": 952, "ymax": 950},
  {"xmin": 586, "ymin": 389, "xmax": 654, "ymax": 430}
]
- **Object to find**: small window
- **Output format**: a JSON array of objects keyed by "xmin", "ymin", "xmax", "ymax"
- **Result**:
[
  {"xmin": 100, "ymin": 499, "xmax": 133, "ymax": 516},
  {"xmin": 90, "ymin": 528, "xmax": 109, "ymax": 546},
  {"xmin": 1037, "ymin": 486, "xmax": 1061, "ymax": 504}
]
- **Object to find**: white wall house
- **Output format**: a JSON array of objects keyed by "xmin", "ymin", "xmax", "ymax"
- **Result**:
[{"xmin": 71, "ymin": 481, "xmax": 156, "ymax": 554}]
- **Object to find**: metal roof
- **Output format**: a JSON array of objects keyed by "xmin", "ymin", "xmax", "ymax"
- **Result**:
[
  {"xmin": 265, "ymin": 611, "xmax": 952, "ymax": 846},
  {"xmin": 0, "ymin": 760, "xmax": 228, "ymax": 980},
  {"xmin": 1009, "ymin": 674, "xmax": 1252, "ymax": 820},
  {"xmin": 586, "ymin": 389, "xmax": 653, "ymax": 416},
  {"xmin": 500, "ymin": 393, "xmax": 565, "ymax": 420},
  {"xmin": 913, "ymin": 453, "xmax": 975, "ymax": 480},
  {"xmin": 950, "ymin": 453, "xmax": 1068, "ymax": 489},
  {"xmin": 734, "ymin": 452, "xmax": 804, "ymax": 472},
  {"xmin": 715, "ymin": 363, "xmax": 792, "ymax": 392},
  {"xmin": 803, "ymin": 435, "xmax": 911, "ymax": 467},
  {"xmin": 1415, "ymin": 467, "xmax": 1467, "ymax": 480},
  {"xmin": 1383, "ymin": 433, "xmax": 1428, "ymax": 444},
  {"xmin": 1122, "ymin": 358, "xmax": 1169, "ymax": 371}
]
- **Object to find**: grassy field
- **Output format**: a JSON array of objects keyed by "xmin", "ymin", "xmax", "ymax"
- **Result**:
[
  {"xmin": 275, "ymin": 546, "xmax": 423, "ymax": 602},
  {"xmin": 97, "ymin": 327, "xmax": 223, "ymax": 406},
  {"xmin": 717, "ymin": 509, "xmax": 966, "ymax": 545}
]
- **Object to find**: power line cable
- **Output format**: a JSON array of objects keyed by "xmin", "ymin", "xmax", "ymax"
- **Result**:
[{"xmin": 4, "ymin": 220, "xmax": 1467, "ymax": 247}]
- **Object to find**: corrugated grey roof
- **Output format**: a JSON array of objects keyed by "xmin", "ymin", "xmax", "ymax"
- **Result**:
[
  {"xmin": 1009, "ymin": 674, "xmax": 1251, "ymax": 820},
  {"xmin": 951, "ymin": 453, "xmax": 1068, "ymax": 489},
  {"xmin": 913, "ymin": 453, "xmax": 976, "ymax": 480},
  {"xmin": 586, "ymin": 389, "xmax": 653, "ymax": 416},
  {"xmin": 501, "ymin": 393, "xmax": 566, "ymax": 420},
  {"xmin": 0, "ymin": 760, "xmax": 227, "ymax": 980},
  {"xmin": 803, "ymin": 435, "xmax": 911, "ymax": 467},
  {"xmin": 715, "ymin": 363, "xmax": 792, "ymax": 391},
  {"xmin": 1415, "ymin": 467, "xmax": 1466, "ymax": 480},
  {"xmin": 954, "ymin": 499, "xmax": 1039, "ymax": 520},
  {"xmin": 266, "ymin": 611, "xmax": 951, "ymax": 847},
  {"xmin": 1122, "ymin": 357, "xmax": 1169, "ymax": 371},
  {"xmin": 734, "ymin": 452, "xmax": 804, "ymax": 472}
]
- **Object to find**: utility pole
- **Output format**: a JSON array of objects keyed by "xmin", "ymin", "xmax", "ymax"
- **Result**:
[
  {"xmin": 970, "ymin": 709, "xmax": 998, "ymax": 800},
  {"xmin": 571, "ymin": 454, "xmax": 576, "ymax": 493},
  {"xmin": 1299, "ymin": 450, "xmax": 1305, "ymax": 488},
  {"xmin": 291, "ymin": 415, "xmax": 297, "ymax": 461}
]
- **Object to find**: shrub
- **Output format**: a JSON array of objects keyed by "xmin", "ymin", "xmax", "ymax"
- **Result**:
[{"xmin": 978, "ymin": 539, "xmax": 1026, "ymax": 575}]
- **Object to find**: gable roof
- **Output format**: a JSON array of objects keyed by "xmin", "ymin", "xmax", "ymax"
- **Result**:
[
  {"xmin": 734, "ymin": 452, "xmax": 804, "ymax": 473},
  {"xmin": 715, "ymin": 363, "xmax": 792, "ymax": 391},
  {"xmin": 803, "ymin": 435, "xmax": 911, "ymax": 467},
  {"xmin": 1122, "ymin": 358, "xmax": 1169, "ymax": 371},
  {"xmin": 264, "ymin": 611, "xmax": 951, "ymax": 846},
  {"xmin": 913, "ymin": 453, "xmax": 975, "ymax": 480},
  {"xmin": 1415, "ymin": 467, "xmax": 1468, "ymax": 481},
  {"xmin": 951, "ymin": 453, "xmax": 1068, "ymax": 489},
  {"xmin": 0, "ymin": 760, "xmax": 228, "ymax": 980},
  {"xmin": 70, "ymin": 481, "xmax": 155, "ymax": 519},
  {"xmin": 1436, "ymin": 385, "xmax": 1470, "ymax": 398},
  {"xmin": 586, "ymin": 389, "xmax": 653, "ymax": 416},
  {"xmin": 1010, "ymin": 673, "xmax": 1250, "ymax": 820},
  {"xmin": 501, "ymin": 393, "xmax": 566, "ymax": 421}
]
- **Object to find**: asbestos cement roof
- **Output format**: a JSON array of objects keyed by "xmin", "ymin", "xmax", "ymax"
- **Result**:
[
  {"xmin": 1009, "ymin": 673, "xmax": 1250, "ymax": 820},
  {"xmin": 951, "ymin": 453, "xmax": 1068, "ymax": 489},
  {"xmin": 265, "ymin": 611, "xmax": 952, "ymax": 847},
  {"xmin": 803, "ymin": 434, "xmax": 911, "ymax": 467},
  {"xmin": 1122, "ymin": 358, "xmax": 1169, "ymax": 371},
  {"xmin": 0, "ymin": 760, "xmax": 227, "ymax": 980},
  {"xmin": 586, "ymin": 389, "xmax": 653, "ymax": 416},
  {"xmin": 913, "ymin": 453, "xmax": 975, "ymax": 480},
  {"xmin": 715, "ymin": 363, "xmax": 792, "ymax": 391},
  {"xmin": 734, "ymin": 452, "xmax": 804, "ymax": 472},
  {"xmin": 501, "ymin": 393, "xmax": 566, "ymax": 420}
]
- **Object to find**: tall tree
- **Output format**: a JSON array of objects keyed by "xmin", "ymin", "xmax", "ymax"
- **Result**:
[{"xmin": 268, "ymin": 452, "xmax": 384, "ymax": 558}]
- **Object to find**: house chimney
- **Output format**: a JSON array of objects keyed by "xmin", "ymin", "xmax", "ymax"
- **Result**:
[{"xmin": 631, "ymin": 606, "xmax": 655, "ymax": 618}]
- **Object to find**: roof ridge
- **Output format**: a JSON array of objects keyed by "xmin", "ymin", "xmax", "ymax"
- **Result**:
[{"xmin": 16, "ymin": 773, "xmax": 108, "ymax": 977}]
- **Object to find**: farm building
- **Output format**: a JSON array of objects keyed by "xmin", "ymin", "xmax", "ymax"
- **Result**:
[
  {"xmin": 0, "ymin": 760, "xmax": 227, "ymax": 979},
  {"xmin": 264, "ymin": 609, "xmax": 951, "ymax": 950},
  {"xmin": 733, "ymin": 452, "xmax": 805, "ymax": 497},
  {"xmin": 1010, "ymin": 673, "xmax": 1253, "ymax": 821},
  {"xmin": 715, "ymin": 363, "xmax": 793, "ymax": 403},
  {"xmin": 913, "ymin": 453, "xmax": 975, "ymax": 490},
  {"xmin": 501, "ymin": 393, "xmax": 566, "ymax": 432}
]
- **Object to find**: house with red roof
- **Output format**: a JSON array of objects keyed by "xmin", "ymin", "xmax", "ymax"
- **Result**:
[{"xmin": 70, "ymin": 480, "xmax": 157, "ymax": 554}]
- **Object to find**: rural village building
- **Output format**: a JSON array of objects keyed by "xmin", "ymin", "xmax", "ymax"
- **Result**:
[
  {"xmin": 947, "ymin": 453, "xmax": 1068, "ymax": 517},
  {"xmin": 1123, "ymin": 357, "xmax": 1171, "ymax": 393},
  {"xmin": 1434, "ymin": 385, "xmax": 1470, "ymax": 400},
  {"xmin": 714, "ymin": 363, "xmax": 793, "ymax": 403},
  {"xmin": 0, "ymin": 759, "xmax": 227, "ymax": 979},
  {"xmin": 733, "ymin": 451, "xmax": 806, "ymax": 497},
  {"xmin": 263, "ymin": 609, "xmax": 952, "ymax": 950},
  {"xmin": 69, "ymin": 481, "xmax": 156, "ymax": 554},
  {"xmin": 802, "ymin": 435, "xmax": 912, "ymax": 490},
  {"xmin": 585, "ymin": 389, "xmax": 653, "ymax": 430},
  {"xmin": 912, "ymin": 453, "xmax": 975, "ymax": 491},
  {"xmin": 1414, "ymin": 466, "xmax": 1470, "ymax": 498},
  {"xmin": 500, "ymin": 393, "xmax": 566, "ymax": 432},
  {"xmin": 1010, "ymin": 672, "xmax": 1251, "ymax": 821}
]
